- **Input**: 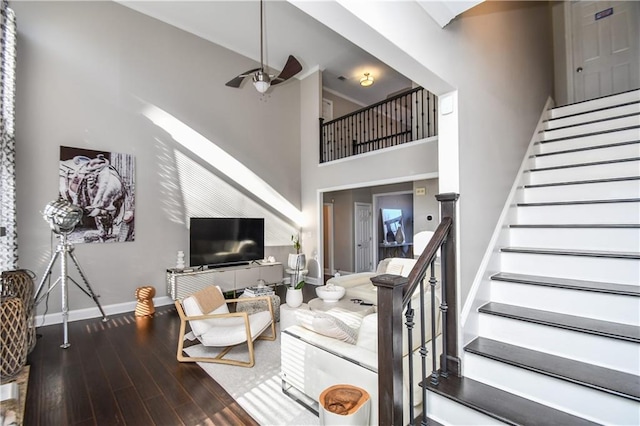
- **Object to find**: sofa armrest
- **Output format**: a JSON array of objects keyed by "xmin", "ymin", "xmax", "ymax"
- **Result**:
[{"xmin": 326, "ymin": 272, "xmax": 379, "ymax": 289}]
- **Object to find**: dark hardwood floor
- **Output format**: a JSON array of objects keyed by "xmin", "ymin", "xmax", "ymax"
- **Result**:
[{"xmin": 24, "ymin": 284, "xmax": 318, "ymax": 426}]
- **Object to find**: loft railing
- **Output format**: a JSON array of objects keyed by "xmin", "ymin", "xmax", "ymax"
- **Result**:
[
  {"xmin": 319, "ymin": 87, "xmax": 438, "ymax": 163},
  {"xmin": 372, "ymin": 193, "xmax": 460, "ymax": 425}
]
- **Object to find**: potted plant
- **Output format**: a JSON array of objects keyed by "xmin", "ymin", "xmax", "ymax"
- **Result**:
[
  {"xmin": 288, "ymin": 234, "xmax": 306, "ymax": 269},
  {"xmin": 286, "ymin": 251, "xmax": 305, "ymax": 308}
]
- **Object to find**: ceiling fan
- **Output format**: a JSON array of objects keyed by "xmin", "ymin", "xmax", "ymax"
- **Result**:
[{"xmin": 225, "ymin": 0, "xmax": 302, "ymax": 93}]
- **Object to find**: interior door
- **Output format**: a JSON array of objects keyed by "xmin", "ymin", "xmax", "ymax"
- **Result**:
[
  {"xmin": 354, "ymin": 202, "xmax": 373, "ymax": 273},
  {"xmin": 571, "ymin": 1, "xmax": 640, "ymax": 102}
]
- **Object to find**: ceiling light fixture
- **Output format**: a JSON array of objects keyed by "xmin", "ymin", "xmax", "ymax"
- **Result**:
[{"xmin": 360, "ymin": 73, "xmax": 374, "ymax": 87}]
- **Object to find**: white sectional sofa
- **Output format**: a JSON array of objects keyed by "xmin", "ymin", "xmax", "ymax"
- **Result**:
[
  {"xmin": 325, "ymin": 257, "xmax": 419, "ymax": 304},
  {"xmin": 281, "ymin": 259, "xmax": 441, "ymax": 425}
]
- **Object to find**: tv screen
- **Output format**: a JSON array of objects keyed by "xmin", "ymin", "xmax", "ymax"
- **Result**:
[{"xmin": 189, "ymin": 218, "xmax": 265, "ymax": 268}]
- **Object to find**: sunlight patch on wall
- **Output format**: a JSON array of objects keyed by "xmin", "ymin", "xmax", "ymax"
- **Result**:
[
  {"xmin": 142, "ymin": 103, "xmax": 304, "ymax": 226},
  {"xmin": 173, "ymin": 150, "xmax": 297, "ymax": 246}
]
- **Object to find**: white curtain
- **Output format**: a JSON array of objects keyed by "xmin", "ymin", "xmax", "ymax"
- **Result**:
[{"xmin": 0, "ymin": 0, "xmax": 17, "ymax": 271}]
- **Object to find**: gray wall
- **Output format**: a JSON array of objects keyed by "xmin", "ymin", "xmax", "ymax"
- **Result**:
[
  {"xmin": 295, "ymin": 1, "xmax": 554, "ymax": 303},
  {"xmin": 14, "ymin": 1, "xmax": 301, "ymax": 316}
]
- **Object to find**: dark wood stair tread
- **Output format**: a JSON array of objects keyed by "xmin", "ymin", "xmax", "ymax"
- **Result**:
[
  {"xmin": 529, "ymin": 157, "xmax": 640, "ymax": 172},
  {"xmin": 465, "ymin": 337, "xmax": 640, "ymax": 401},
  {"xmin": 540, "ymin": 125, "xmax": 640, "ymax": 144},
  {"xmin": 501, "ymin": 246, "xmax": 640, "ymax": 260},
  {"xmin": 540, "ymin": 112, "xmax": 640, "ymax": 133},
  {"xmin": 546, "ymin": 100, "xmax": 640, "ymax": 122},
  {"xmin": 524, "ymin": 175, "xmax": 640, "ymax": 188},
  {"xmin": 491, "ymin": 272, "xmax": 640, "ymax": 297},
  {"xmin": 511, "ymin": 223, "xmax": 640, "ymax": 229},
  {"xmin": 424, "ymin": 374, "xmax": 599, "ymax": 426},
  {"xmin": 479, "ymin": 302, "xmax": 640, "ymax": 343},
  {"xmin": 517, "ymin": 198, "xmax": 639, "ymax": 206},
  {"xmin": 533, "ymin": 139, "xmax": 639, "ymax": 158}
]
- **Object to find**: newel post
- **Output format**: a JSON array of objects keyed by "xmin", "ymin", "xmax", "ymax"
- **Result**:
[
  {"xmin": 372, "ymin": 273, "xmax": 407, "ymax": 426},
  {"xmin": 435, "ymin": 192, "xmax": 460, "ymax": 376}
]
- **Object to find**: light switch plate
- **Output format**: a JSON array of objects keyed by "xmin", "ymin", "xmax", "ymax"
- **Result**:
[{"xmin": 415, "ymin": 187, "xmax": 426, "ymax": 196}]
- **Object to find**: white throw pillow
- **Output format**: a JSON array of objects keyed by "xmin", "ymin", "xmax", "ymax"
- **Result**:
[
  {"xmin": 386, "ymin": 263, "xmax": 404, "ymax": 276},
  {"xmin": 295, "ymin": 309, "xmax": 360, "ymax": 344}
]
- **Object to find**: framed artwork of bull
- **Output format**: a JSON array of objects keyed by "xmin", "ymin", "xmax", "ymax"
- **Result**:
[{"xmin": 59, "ymin": 146, "xmax": 135, "ymax": 244}]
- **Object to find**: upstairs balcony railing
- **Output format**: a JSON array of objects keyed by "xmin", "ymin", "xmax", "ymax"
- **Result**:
[{"xmin": 319, "ymin": 87, "xmax": 438, "ymax": 163}]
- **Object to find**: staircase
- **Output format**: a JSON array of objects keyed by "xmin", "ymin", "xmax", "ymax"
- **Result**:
[{"xmin": 425, "ymin": 90, "xmax": 640, "ymax": 425}]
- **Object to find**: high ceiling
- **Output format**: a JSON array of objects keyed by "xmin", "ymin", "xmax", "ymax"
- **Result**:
[{"xmin": 117, "ymin": 1, "xmax": 481, "ymax": 106}]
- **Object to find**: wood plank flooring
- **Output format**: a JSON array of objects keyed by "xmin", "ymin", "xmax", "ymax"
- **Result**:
[
  {"xmin": 23, "ymin": 283, "xmax": 319, "ymax": 425},
  {"xmin": 24, "ymin": 304, "xmax": 257, "ymax": 426}
]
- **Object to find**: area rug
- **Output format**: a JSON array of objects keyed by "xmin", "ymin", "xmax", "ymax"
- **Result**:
[{"xmin": 184, "ymin": 327, "xmax": 319, "ymax": 426}]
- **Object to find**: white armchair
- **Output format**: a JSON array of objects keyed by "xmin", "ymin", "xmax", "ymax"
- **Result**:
[{"xmin": 175, "ymin": 285, "xmax": 276, "ymax": 367}]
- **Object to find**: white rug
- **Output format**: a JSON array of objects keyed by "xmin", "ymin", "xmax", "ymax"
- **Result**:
[{"xmin": 184, "ymin": 327, "xmax": 319, "ymax": 426}]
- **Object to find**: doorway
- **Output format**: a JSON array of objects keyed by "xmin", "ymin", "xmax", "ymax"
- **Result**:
[
  {"xmin": 354, "ymin": 202, "xmax": 374, "ymax": 273},
  {"xmin": 322, "ymin": 203, "xmax": 334, "ymax": 277}
]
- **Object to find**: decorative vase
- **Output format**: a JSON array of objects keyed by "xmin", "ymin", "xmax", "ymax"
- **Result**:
[
  {"xmin": 286, "ymin": 288, "xmax": 303, "ymax": 308},
  {"xmin": 176, "ymin": 251, "xmax": 185, "ymax": 269},
  {"xmin": 395, "ymin": 225, "xmax": 405, "ymax": 244}
]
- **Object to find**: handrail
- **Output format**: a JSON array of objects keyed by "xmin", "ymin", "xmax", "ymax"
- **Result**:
[
  {"xmin": 322, "ymin": 86, "xmax": 424, "ymax": 126},
  {"xmin": 320, "ymin": 86, "xmax": 437, "ymax": 163},
  {"xmin": 403, "ymin": 217, "xmax": 452, "ymax": 307},
  {"xmin": 373, "ymin": 193, "xmax": 459, "ymax": 426}
]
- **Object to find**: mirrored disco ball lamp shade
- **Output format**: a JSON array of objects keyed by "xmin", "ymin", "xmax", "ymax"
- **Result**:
[{"xmin": 42, "ymin": 199, "xmax": 83, "ymax": 234}]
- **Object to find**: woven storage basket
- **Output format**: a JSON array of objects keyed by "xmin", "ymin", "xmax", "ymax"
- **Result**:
[
  {"xmin": 0, "ymin": 296, "xmax": 27, "ymax": 381},
  {"xmin": 1, "ymin": 270, "xmax": 36, "ymax": 353}
]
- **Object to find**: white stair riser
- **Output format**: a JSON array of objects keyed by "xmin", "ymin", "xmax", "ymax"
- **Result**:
[
  {"xmin": 426, "ymin": 391, "xmax": 508, "ymax": 426},
  {"xmin": 542, "ymin": 115, "xmax": 640, "ymax": 140},
  {"xmin": 535, "ymin": 127, "xmax": 640, "ymax": 154},
  {"xmin": 500, "ymin": 252, "xmax": 640, "ymax": 285},
  {"xmin": 490, "ymin": 280, "xmax": 640, "ymax": 326},
  {"xmin": 546, "ymin": 103, "xmax": 640, "ymax": 129},
  {"xmin": 527, "ymin": 161, "xmax": 640, "ymax": 185},
  {"xmin": 509, "ymin": 227, "xmax": 640, "ymax": 252},
  {"xmin": 551, "ymin": 90, "xmax": 640, "ymax": 119},
  {"xmin": 522, "ymin": 180, "xmax": 640, "ymax": 203},
  {"xmin": 464, "ymin": 354, "xmax": 640, "ymax": 425},
  {"xmin": 534, "ymin": 143, "xmax": 640, "ymax": 169},
  {"xmin": 517, "ymin": 203, "xmax": 639, "ymax": 225},
  {"xmin": 478, "ymin": 314, "xmax": 640, "ymax": 374}
]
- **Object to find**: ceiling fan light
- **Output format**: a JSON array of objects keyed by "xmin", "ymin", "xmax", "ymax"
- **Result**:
[
  {"xmin": 360, "ymin": 73, "xmax": 374, "ymax": 87},
  {"xmin": 253, "ymin": 71, "xmax": 271, "ymax": 93},
  {"xmin": 253, "ymin": 80, "xmax": 270, "ymax": 93}
]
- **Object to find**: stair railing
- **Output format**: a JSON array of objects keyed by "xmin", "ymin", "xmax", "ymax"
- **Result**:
[
  {"xmin": 319, "ymin": 87, "xmax": 438, "ymax": 163},
  {"xmin": 372, "ymin": 193, "xmax": 460, "ymax": 425}
]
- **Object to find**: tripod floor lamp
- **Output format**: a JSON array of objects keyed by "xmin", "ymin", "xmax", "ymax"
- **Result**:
[{"xmin": 33, "ymin": 199, "xmax": 108, "ymax": 348}]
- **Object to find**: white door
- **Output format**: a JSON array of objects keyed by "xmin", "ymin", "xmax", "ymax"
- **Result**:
[
  {"xmin": 571, "ymin": 1, "xmax": 640, "ymax": 102},
  {"xmin": 354, "ymin": 203, "xmax": 374, "ymax": 273},
  {"xmin": 323, "ymin": 203, "xmax": 335, "ymax": 276}
]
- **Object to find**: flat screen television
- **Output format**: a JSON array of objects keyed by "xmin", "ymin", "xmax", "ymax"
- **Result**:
[{"xmin": 189, "ymin": 218, "xmax": 265, "ymax": 268}]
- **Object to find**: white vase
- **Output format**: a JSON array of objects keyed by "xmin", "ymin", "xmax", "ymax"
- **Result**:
[{"xmin": 286, "ymin": 288, "xmax": 303, "ymax": 308}]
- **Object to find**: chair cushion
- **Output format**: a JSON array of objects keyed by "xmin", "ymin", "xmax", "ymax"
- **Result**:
[
  {"xmin": 182, "ymin": 294, "xmax": 230, "ymax": 338},
  {"xmin": 199, "ymin": 310, "xmax": 272, "ymax": 347}
]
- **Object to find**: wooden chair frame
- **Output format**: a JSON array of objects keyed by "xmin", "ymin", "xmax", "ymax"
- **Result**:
[{"xmin": 175, "ymin": 295, "xmax": 276, "ymax": 368}]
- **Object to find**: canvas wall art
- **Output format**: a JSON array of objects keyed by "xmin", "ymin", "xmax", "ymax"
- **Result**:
[{"xmin": 59, "ymin": 146, "xmax": 135, "ymax": 244}]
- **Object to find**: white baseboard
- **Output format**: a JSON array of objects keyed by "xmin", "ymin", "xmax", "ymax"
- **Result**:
[{"xmin": 34, "ymin": 296, "xmax": 174, "ymax": 327}]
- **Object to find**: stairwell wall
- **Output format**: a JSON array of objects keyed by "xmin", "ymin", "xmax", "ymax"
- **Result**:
[{"xmin": 295, "ymin": 0, "xmax": 554, "ymax": 305}]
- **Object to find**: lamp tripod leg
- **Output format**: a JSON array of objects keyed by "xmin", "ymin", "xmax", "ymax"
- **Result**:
[
  {"xmin": 68, "ymin": 249, "xmax": 108, "ymax": 322},
  {"xmin": 33, "ymin": 250, "xmax": 61, "ymax": 306}
]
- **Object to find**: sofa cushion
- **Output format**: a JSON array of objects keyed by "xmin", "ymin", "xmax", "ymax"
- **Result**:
[{"xmin": 295, "ymin": 309, "xmax": 360, "ymax": 344}]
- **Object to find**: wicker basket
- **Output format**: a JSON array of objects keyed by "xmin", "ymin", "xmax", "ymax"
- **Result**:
[
  {"xmin": 0, "ymin": 296, "xmax": 27, "ymax": 381},
  {"xmin": 1, "ymin": 270, "xmax": 36, "ymax": 353}
]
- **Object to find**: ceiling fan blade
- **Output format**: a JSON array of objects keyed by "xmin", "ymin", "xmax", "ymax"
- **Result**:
[
  {"xmin": 271, "ymin": 55, "xmax": 302, "ymax": 85},
  {"xmin": 225, "ymin": 68, "xmax": 261, "ymax": 88}
]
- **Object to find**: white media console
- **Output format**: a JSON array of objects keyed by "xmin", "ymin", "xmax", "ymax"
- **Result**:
[{"xmin": 166, "ymin": 261, "xmax": 284, "ymax": 300}]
